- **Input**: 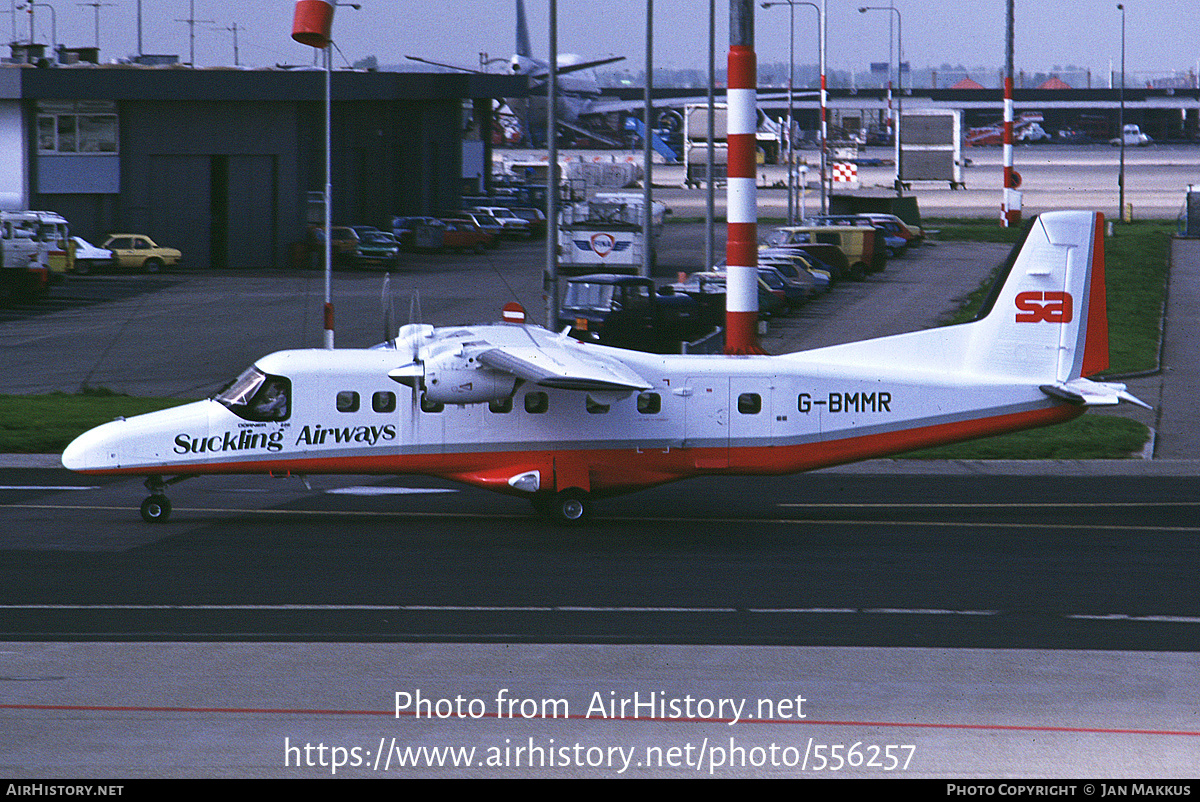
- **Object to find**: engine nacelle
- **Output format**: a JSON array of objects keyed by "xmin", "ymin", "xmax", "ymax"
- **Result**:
[{"xmin": 423, "ymin": 368, "xmax": 517, "ymax": 405}]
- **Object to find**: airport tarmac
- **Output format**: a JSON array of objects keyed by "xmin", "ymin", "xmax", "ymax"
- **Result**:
[
  {"xmin": 505, "ymin": 143, "xmax": 1200, "ymax": 220},
  {"xmin": 3, "ymin": 148, "xmax": 1200, "ymax": 779}
]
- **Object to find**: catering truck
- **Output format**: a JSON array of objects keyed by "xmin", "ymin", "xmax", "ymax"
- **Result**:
[{"xmin": 557, "ymin": 192, "xmax": 667, "ymax": 275}]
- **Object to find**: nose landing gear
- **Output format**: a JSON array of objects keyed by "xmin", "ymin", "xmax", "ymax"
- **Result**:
[{"xmin": 139, "ymin": 474, "xmax": 194, "ymax": 523}]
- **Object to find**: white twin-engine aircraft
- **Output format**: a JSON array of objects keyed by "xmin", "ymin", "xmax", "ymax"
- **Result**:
[{"xmin": 63, "ymin": 211, "xmax": 1146, "ymax": 523}]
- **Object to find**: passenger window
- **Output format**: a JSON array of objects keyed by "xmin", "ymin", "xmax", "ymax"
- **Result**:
[
  {"xmin": 586, "ymin": 397, "xmax": 609, "ymax": 414},
  {"xmin": 524, "ymin": 392, "xmax": 549, "ymax": 414},
  {"xmin": 336, "ymin": 391, "xmax": 360, "ymax": 412},
  {"xmin": 372, "ymin": 391, "xmax": 396, "ymax": 413},
  {"xmin": 420, "ymin": 394, "xmax": 444, "ymax": 413},
  {"xmin": 738, "ymin": 393, "xmax": 762, "ymax": 414},
  {"xmin": 489, "ymin": 396, "xmax": 513, "ymax": 413},
  {"xmin": 637, "ymin": 392, "xmax": 661, "ymax": 414}
]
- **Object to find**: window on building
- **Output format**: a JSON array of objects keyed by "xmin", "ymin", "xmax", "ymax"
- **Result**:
[{"xmin": 36, "ymin": 101, "xmax": 118, "ymax": 154}]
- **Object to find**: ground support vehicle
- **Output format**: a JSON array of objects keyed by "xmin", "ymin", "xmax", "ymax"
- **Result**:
[
  {"xmin": 1, "ymin": 210, "xmax": 70, "ymax": 301},
  {"xmin": 557, "ymin": 192, "xmax": 666, "ymax": 275}
]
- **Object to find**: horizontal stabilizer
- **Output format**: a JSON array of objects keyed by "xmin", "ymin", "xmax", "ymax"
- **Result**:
[{"xmin": 1041, "ymin": 378, "xmax": 1151, "ymax": 409}]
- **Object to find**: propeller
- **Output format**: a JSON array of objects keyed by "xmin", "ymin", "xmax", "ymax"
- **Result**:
[{"xmin": 381, "ymin": 273, "xmax": 396, "ymax": 345}]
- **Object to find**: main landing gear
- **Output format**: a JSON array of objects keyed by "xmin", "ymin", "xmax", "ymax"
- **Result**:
[
  {"xmin": 140, "ymin": 474, "xmax": 193, "ymax": 523},
  {"xmin": 531, "ymin": 489, "xmax": 592, "ymax": 525}
]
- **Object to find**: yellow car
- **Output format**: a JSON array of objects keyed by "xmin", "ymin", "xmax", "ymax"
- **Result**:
[{"xmin": 102, "ymin": 234, "xmax": 182, "ymax": 273}]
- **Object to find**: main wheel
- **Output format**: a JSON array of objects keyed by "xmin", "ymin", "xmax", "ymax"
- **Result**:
[{"xmin": 140, "ymin": 495, "xmax": 172, "ymax": 523}]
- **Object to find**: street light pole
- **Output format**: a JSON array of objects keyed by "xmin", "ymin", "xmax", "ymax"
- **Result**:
[
  {"xmin": 761, "ymin": 0, "xmax": 821, "ymax": 222},
  {"xmin": 859, "ymin": 5, "xmax": 903, "ymax": 195},
  {"xmin": 1118, "ymin": 3, "xmax": 1126, "ymax": 221}
]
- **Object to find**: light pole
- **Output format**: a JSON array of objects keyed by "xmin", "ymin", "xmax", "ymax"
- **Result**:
[
  {"xmin": 17, "ymin": 2, "xmax": 54, "ymax": 58},
  {"xmin": 762, "ymin": 0, "xmax": 822, "ymax": 221},
  {"xmin": 859, "ymin": 5, "xmax": 903, "ymax": 195},
  {"xmin": 1117, "ymin": 3, "xmax": 1126, "ymax": 221}
]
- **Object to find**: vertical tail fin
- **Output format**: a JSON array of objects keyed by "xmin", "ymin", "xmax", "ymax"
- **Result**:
[
  {"xmin": 516, "ymin": 0, "xmax": 532, "ymax": 58},
  {"xmin": 796, "ymin": 211, "xmax": 1147, "ymax": 408},
  {"xmin": 965, "ymin": 210, "xmax": 1108, "ymax": 383}
]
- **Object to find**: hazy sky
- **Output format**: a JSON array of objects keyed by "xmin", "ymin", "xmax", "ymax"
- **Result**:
[{"xmin": 12, "ymin": 1, "xmax": 1198, "ymax": 81}]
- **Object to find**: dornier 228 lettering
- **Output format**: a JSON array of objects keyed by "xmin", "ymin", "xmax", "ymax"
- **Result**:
[{"xmin": 1014, "ymin": 291, "xmax": 1073, "ymax": 323}]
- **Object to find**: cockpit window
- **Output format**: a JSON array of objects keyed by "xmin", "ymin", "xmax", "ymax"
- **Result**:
[{"xmin": 215, "ymin": 367, "xmax": 291, "ymax": 421}]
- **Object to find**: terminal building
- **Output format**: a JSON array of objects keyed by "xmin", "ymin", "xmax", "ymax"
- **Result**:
[{"xmin": 0, "ymin": 64, "xmax": 524, "ymax": 269}]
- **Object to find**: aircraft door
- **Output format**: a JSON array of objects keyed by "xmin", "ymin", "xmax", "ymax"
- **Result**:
[{"xmin": 682, "ymin": 377, "xmax": 728, "ymax": 467}]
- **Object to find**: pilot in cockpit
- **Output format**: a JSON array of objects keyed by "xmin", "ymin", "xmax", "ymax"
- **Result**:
[{"xmin": 253, "ymin": 381, "xmax": 289, "ymax": 420}]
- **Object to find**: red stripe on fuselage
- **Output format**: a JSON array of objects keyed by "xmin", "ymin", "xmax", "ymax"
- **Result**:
[{"xmin": 75, "ymin": 405, "xmax": 1082, "ymax": 497}]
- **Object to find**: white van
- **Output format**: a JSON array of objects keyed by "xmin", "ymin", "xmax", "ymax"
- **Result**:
[{"xmin": 0, "ymin": 210, "xmax": 70, "ymax": 302}]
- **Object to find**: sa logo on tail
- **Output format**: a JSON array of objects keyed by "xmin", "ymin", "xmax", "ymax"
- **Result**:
[{"xmin": 1015, "ymin": 291, "xmax": 1074, "ymax": 323}]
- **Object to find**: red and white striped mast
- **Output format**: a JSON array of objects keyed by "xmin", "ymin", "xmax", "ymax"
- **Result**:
[
  {"xmin": 725, "ymin": 0, "xmax": 764, "ymax": 354},
  {"xmin": 1001, "ymin": 0, "xmax": 1021, "ymax": 227}
]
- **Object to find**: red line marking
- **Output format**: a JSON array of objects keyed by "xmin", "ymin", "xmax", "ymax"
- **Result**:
[{"xmin": 4, "ymin": 704, "xmax": 1198, "ymax": 736}]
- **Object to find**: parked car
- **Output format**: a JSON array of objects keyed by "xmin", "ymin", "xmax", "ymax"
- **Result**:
[
  {"xmin": 763, "ymin": 225, "xmax": 884, "ymax": 279},
  {"xmin": 1110, "ymin": 124, "xmax": 1152, "ymax": 147},
  {"xmin": 101, "ymin": 234, "xmax": 181, "ymax": 273},
  {"xmin": 471, "ymin": 206, "xmax": 533, "ymax": 239},
  {"xmin": 455, "ymin": 211, "xmax": 504, "ymax": 245},
  {"xmin": 759, "ymin": 237, "xmax": 850, "ymax": 282},
  {"xmin": 758, "ymin": 248, "xmax": 830, "ymax": 292},
  {"xmin": 440, "ymin": 218, "xmax": 494, "ymax": 252},
  {"xmin": 508, "ymin": 206, "xmax": 547, "ymax": 238},
  {"xmin": 392, "ymin": 217, "xmax": 446, "ymax": 251},
  {"xmin": 671, "ymin": 271, "xmax": 787, "ymax": 319},
  {"xmin": 69, "ymin": 236, "xmax": 115, "ymax": 274},
  {"xmin": 354, "ymin": 229, "xmax": 401, "ymax": 268},
  {"xmin": 852, "ymin": 213, "xmax": 925, "ymax": 246}
]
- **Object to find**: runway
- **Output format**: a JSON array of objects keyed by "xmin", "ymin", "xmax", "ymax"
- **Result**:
[{"xmin": 4, "ymin": 465, "xmax": 1200, "ymax": 777}]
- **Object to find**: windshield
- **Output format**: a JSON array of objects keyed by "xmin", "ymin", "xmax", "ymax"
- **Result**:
[
  {"xmin": 563, "ymin": 282, "xmax": 616, "ymax": 311},
  {"xmin": 215, "ymin": 367, "xmax": 291, "ymax": 421}
]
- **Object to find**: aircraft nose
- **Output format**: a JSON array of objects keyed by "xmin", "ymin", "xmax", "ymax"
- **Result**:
[{"xmin": 61, "ymin": 419, "xmax": 123, "ymax": 473}]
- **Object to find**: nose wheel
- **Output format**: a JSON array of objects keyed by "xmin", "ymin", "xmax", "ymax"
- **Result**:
[
  {"xmin": 139, "ymin": 474, "xmax": 192, "ymax": 523},
  {"xmin": 140, "ymin": 494, "xmax": 172, "ymax": 523}
]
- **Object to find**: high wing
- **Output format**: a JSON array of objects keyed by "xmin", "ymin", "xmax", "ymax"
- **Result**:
[
  {"xmin": 388, "ymin": 323, "xmax": 652, "ymax": 400},
  {"xmin": 403, "ymin": 55, "xmax": 488, "ymax": 74},
  {"xmin": 526, "ymin": 55, "xmax": 626, "ymax": 82}
]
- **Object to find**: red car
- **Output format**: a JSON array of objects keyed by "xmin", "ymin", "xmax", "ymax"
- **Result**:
[{"xmin": 440, "ymin": 219, "xmax": 494, "ymax": 253}]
